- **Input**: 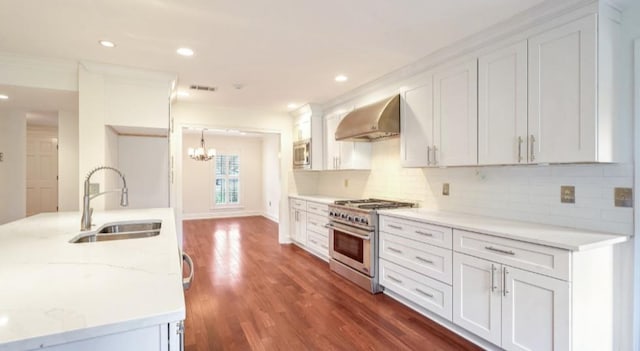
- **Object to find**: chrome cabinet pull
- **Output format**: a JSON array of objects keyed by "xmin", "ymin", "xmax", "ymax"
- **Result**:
[
  {"xmin": 388, "ymin": 224, "xmax": 403, "ymax": 230},
  {"xmin": 432, "ymin": 145, "xmax": 438, "ymax": 165},
  {"xmin": 517, "ymin": 136, "xmax": 523, "ymax": 163},
  {"xmin": 310, "ymin": 239, "xmax": 318, "ymax": 244},
  {"xmin": 388, "ymin": 247, "xmax": 403, "ymax": 254},
  {"xmin": 529, "ymin": 135, "xmax": 536, "ymax": 162},
  {"xmin": 427, "ymin": 146, "xmax": 431, "ymax": 165},
  {"xmin": 490, "ymin": 264, "xmax": 497, "ymax": 292},
  {"xmin": 503, "ymin": 267, "xmax": 509, "ymax": 296},
  {"xmin": 485, "ymin": 246, "xmax": 515, "ymax": 255},
  {"xmin": 415, "ymin": 288, "xmax": 434, "ymax": 298},
  {"xmin": 182, "ymin": 253, "xmax": 194, "ymax": 290},
  {"xmin": 415, "ymin": 256, "xmax": 434, "ymax": 264},
  {"xmin": 415, "ymin": 230, "xmax": 433, "ymax": 237},
  {"xmin": 387, "ymin": 275, "xmax": 402, "ymax": 284}
]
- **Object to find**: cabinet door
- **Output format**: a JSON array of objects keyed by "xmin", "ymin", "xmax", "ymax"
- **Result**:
[
  {"xmin": 297, "ymin": 210, "xmax": 307, "ymax": 246},
  {"xmin": 401, "ymin": 79, "xmax": 434, "ymax": 167},
  {"xmin": 453, "ymin": 253, "xmax": 501, "ymax": 346},
  {"xmin": 501, "ymin": 266, "xmax": 570, "ymax": 351},
  {"xmin": 528, "ymin": 15, "xmax": 597, "ymax": 163},
  {"xmin": 289, "ymin": 207, "xmax": 297, "ymax": 241},
  {"xmin": 478, "ymin": 41, "xmax": 528, "ymax": 165},
  {"xmin": 433, "ymin": 59, "xmax": 478, "ymax": 166},
  {"xmin": 324, "ymin": 113, "xmax": 341, "ymax": 169}
]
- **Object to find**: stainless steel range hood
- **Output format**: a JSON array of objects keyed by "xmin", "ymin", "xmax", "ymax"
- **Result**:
[{"xmin": 335, "ymin": 94, "xmax": 400, "ymax": 142}]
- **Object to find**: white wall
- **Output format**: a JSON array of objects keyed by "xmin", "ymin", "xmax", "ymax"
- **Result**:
[
  {"xmin": 0, "ymin": 109, "xmax": 26, "ymax": 224},
  {"xmin": 170, "ymin": 103, "xmax": 293, "ymax": 243},
  {"xmin": 78, "ymin": 62, "xmax": 173, "ymax": 210},
  {"xmin": 181, "ymin": 133, "xmax": 263, "ymax": 218},
  {"xmin": 58, "ymin": 110, "xmax": 78, "ymax": 211},
  {"xmin": 118, "ymin": 135, "xmax": 169, "ymax": 209},
  {"xmin": 262, "ymin": 133, "xmax": 280, "ymax": 222}
]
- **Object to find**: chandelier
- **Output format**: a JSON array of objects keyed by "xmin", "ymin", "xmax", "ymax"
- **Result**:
[{"xmin": 188, "ymin": 130, "xmax": 216, "ymax": 161}]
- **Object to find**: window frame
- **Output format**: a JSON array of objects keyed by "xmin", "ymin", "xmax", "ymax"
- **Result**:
[{"xmin": 212, "ymin": 154, "xmax": 241, "ymax": 208}]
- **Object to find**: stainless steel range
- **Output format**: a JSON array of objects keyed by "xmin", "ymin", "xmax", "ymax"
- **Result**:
[{"xmin": 327, "ymin": 199, "xmax": 414, "ymax": 293}]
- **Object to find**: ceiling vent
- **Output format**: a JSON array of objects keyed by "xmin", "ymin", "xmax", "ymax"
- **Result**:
[{"xmin": 190, "ymin": 85, "xmax": 217, "ymax": 92}]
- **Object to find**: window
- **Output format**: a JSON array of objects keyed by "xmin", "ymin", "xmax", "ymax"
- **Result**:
[{"xmin": 215, "ymin": 154, "xmax": 240, "ymax": 205}]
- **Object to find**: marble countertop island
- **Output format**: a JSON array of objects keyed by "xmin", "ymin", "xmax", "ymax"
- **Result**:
[{"xmin": 0, "ymin": 208, "xmax": 185, "ymax": 351}]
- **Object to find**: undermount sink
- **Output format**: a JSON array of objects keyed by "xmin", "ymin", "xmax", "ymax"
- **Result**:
[{"xmin": 70, "ymin": 221, "xmax": 162, "ymax": 243}]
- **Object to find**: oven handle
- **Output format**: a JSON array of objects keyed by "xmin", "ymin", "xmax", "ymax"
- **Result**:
[{"xmin": 325, "ymin": 223, "xmax": 372, "ymax": 240}]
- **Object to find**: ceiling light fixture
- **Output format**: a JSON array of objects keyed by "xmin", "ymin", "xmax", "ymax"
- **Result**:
[
  {"xmin": 0, "ymin": 94, "xmax": 8, "ymax": 100},
  {"xmin": 187, "ymin": 129, "xmax": 216, "ymax": 161},
  {"xmin": 335, "ymin": 75, "xmax": 348, "ymax": 82},
  {"xmin": 98, "ymin": 40, "xmax": 116, "ymax": 48},
  {"xmin": 177, "ymin": 47, "xmax": 194, "ymax": 57}
]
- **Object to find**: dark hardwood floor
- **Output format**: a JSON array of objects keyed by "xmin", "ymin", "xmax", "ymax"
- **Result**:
[{"xmin": 183, "ymin": 216, "xmax": 481, "ymax": 351}]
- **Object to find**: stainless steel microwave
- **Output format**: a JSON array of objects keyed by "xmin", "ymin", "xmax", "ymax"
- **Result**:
[{"xmin": 293, "ymin": 139, "xmax": 311, "ymax": 169}]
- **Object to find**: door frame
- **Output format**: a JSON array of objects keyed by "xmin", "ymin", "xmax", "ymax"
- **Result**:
[{"xmin": 634, "ymin": 37, "xmax": 640, "ymax": 351}]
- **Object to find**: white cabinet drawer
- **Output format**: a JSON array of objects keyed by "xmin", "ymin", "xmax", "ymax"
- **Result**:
[
  {"xmin": 306, "ymin": 201, "xmax": 329, "ymax": 216},
  {"xmin": 306, "ymin": 213, "xmax": 329, "ymax": 235},
  {"xmin": 307, "ymin": 231, "xmax": 329, "ymax": 259},
  {"xmin": 290, "ymin": 198, "xmax": 306, "ymax": 210},
  {"xmin": 380, "ymin": 232, "xmax": 453, "ymax": 285},
  {"xmin": 380, "ymin": 215, "xmax": 453, "ymax": 249},
  {"xmin": 453, "ymin": 229, "xmax": 571, "ymax": 281},
  {"xmin": 380, "ymin": 259, "xmax": 453, "ymax": 321}
]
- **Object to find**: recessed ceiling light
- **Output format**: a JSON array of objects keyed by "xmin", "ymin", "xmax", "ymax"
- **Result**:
[
  {"xmin": 287, "ymin": 103, "xmax": 298, "ymax": 109},
  {"xmin": 98, "ymin": 40, "xmax": 116, "ymax": 48},
  {"xmin": 177, "ymin": 91, "xmax": 190, "ymax": 97},
  {"xmin": 177, "ymin": 47, "xmax": 194, "ymax": 57},
  {"xmin": 0, "ymin": 94, "xmax": 8, "ymax": 100},
  {"xmin": 335, "ymin": 75, "xmax": 348, "ymax": 82}
]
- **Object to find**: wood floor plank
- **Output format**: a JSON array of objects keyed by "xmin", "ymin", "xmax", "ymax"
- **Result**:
[{"xmin": 183, "ymin": 216, "xmax": 482, "ymax": 351}]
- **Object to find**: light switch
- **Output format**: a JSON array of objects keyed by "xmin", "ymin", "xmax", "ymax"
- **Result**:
[
  {"xmin": 614, "ymin": 188, "xmax": 632, "ymax": 208},
  {"xmin": 442, "ymin": 183, "xmax": 450, "ymax": 196},
  {"xmin": 561, "ymin": 186, "xmax": 575, "ymax": 203}
]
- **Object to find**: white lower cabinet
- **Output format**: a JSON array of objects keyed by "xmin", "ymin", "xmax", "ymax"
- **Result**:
[
  {"xmin": 42, "ymin": 321, "xmax": 183, "ymax": 351},
  {"xmin": 289, "ymin": 197, "xmax": 330, "ymax": 261},
  {"xmin": 453, "ymin": 253, "xmax": 570, "ymax": 351}
]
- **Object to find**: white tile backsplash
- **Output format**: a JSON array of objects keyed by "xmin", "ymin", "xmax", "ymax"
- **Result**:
[{"xmin": 303, "ymin": 138, "xmax": 633, "ymax": 235}]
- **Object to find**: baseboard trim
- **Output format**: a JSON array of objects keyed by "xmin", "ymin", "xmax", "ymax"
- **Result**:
[
  {"xmin": 182, "ymin": 211, "xmax": 263, "ymax": 220},
  {"xmin": 262, "ymin": 212, "xmax": 279, "ymax": 224}
]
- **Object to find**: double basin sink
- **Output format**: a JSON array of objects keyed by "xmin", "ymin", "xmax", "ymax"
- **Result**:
[{"xmin": 70, "ymin": 221, "xmax": 161, "ymax": 243}]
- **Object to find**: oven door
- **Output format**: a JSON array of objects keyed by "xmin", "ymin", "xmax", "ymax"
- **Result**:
[
  {"xmin": 328, "ymin": 222, "xmax": 373, "ymax": 276},
  {"xmin": 293, "ymin": 140, "xmax": 311, "ymax": 168}
]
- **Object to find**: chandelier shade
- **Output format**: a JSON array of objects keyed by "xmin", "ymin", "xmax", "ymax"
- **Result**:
[{"xmin": 188, "ymin": 130, "xmax": 216, "ymax": 161}]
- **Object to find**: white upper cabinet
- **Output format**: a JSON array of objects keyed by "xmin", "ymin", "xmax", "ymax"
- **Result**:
[
  {"xmin": 433, "ymin": 59, "xmax": 478, "ymax": 167},
  {"xmin": 323, "ymin": 111, "xmax": 371, "ymax": 170},
  {"xmin": 291, "ymin": 104, "xmax": 323, "ymax": 170},
  {"xmin": 478, "ymin": 41, "xmax": 528, "ymax": 165},
  {"xmin": 401, "ymin": 77, "xmax": 434, "ymax": 167},
  {"xmin": 293, "ymin": 114, "xmax": 311, "ymax": 142},
  {"xmin": 528, "ymin": 14, "xmax": 597, "ymax": 163}
]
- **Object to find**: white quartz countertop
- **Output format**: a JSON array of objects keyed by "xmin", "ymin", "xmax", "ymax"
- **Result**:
[
  {"xmin": 288, "ymin": 194, "xmax": 345, "ymax": 204},
  {"xmin": 0, "ymin": 208, "xmax": 185, "ymax": 351},
  {"xmin": 377, "ymin": 208, "xmax": 629, "ymax": 251}
]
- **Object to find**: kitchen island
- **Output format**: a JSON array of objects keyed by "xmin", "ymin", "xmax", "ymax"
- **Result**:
[{"xmin": 0, "ymin": 208, "xmax": 185, "ymax": 351}]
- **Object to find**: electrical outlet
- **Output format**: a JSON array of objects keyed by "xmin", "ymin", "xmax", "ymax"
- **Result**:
[
  {"xmin": 442, "ymin": 183, "xmax": 450, "ymax": 196},
  {"xmin": 560, "ymin": 186, "xmax": 575, "ymax": 203},
  {"xmin": 614, "ymin": 188, "xmax": 633, "ymax": 208},
  {"xmin": 89, "ymin": 183, "xmax": 100, "ymax": 196},
  {"xmin": 344, "ymin": 179, "xmax": 349, "ymax": 187}
]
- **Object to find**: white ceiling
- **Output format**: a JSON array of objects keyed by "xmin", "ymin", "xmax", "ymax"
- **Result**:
[
  {"xmin": 0, "ymin": 0, "xmax": 548, "ymax": 112},
  {"xmin": 0, "ymin": 85, "xmax": 78, "ymax": 124}
]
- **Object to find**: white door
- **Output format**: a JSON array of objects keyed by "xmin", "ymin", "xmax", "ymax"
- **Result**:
[
  {"xmin": 401, "ymin": 78, "xmax": 434, "ymax": 167},
  {"xmin": 26, "ymin": 129, "xmax": 58, "ymax": 216},
  {"xmin": 478, "ymin": 41, "xmax": 528, "ymax": 165},
  {"xmin": 528, "ymin": 14, "xmax": 597, "ymax": 163},
  {"xmin": 433, "ymin": 59, "xmax": 478, "ymax": 166},
  {"xmin": 501, "ymin": 266, "xmax": 570, "ymax": 351},
  {"xmin": 324, "ymin": 113, "xmax": 341, "ymax": 169},
  {"xmin": 453, "ymin": 253, "xmax": 501, "ymax": 346}
]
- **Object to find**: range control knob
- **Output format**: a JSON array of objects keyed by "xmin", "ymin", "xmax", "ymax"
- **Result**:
[
  {"xmin": 347, "ymin": 215, "xmax": 353, "ymax": 221},
  {"xmin": 341, "ymin": 213, "xmax": 347, "ymax": 219},
  {"xmin": 361, "ymin": 218, "xmax": 369, "ymax": 225}
]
